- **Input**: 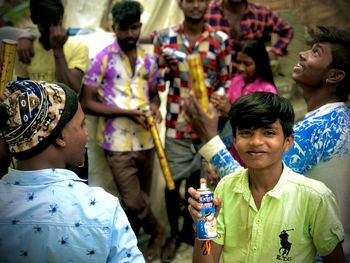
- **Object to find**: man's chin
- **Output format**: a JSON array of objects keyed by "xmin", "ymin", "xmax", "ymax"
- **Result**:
[
  {"xmin": 186, "ymin": 16, "xmax": 205, "ymax": 23},
  {"xmin": 119, "ymin": 42, "xmax": 137, "ymax": 51}
]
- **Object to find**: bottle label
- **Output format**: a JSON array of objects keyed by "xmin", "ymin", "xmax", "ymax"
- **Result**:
[{"xmin": 196, "ymin": 192, "xmax": 217, "ymax": 240}]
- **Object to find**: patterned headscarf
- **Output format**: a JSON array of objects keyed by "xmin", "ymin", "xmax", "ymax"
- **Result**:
[{"xmin": 1, "ymin": 80, "xmax": 78, "ymax": 160}]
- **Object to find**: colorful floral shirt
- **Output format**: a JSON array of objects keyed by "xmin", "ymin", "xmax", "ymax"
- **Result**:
[
  {"xmin": 154, "ymin": 23, "xmax": 231, "ymax": 139},
  {"xmin": 0, "ymin": 168, "xmax": 144, "ymax": 262},
  {"xmin": 205, "ymin": 1, "xmax": 293, "ymax": 67},
  {"xmin": 84, "ymin": 41, "xmax": 157, "ymax": 152}
]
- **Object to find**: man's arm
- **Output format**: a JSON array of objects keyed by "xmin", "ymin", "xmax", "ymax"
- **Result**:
[
  {"xmin": 182, "ymin": 95, "xmax": 243, "ymax": 177},
  {"xmin": 16, "ymin": 27, "xmax": 39, "ymax": 64},
  {"xmin": 310, "ymin": 187, "xmax": 345, "ymax": 262},
  {"xmin": 50, "ymin": 25, "xmax": 87, "ymax": 93},
  {"xmin": 266, "ymin": 9, "xmax": 294, "ymax": 57},
  {"xmin": 193, "ymin": 239, "xmax": 223, "ymax": 263},
  {"xmin": 216, "ymin": 31, "xmax": 232, "ymax": 91},
  {"xmin": 323, "ymin": 242, "xmax": 345, "ymax": 263},
  {"xmin": 147, "ymin": 56, "xmax": 162, "ymax": 123},
  {"xmin": 108, "ymin": 198, "xmax": 145, "ymax": 262},
  {"xmin": 79, "ymin": 85, "xmax": 147, "ymax": 128}
]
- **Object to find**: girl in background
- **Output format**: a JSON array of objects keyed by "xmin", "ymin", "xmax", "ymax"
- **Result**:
[{"xmin": 211, "ymin": 40, "xmax": 278, "ymax": 166}]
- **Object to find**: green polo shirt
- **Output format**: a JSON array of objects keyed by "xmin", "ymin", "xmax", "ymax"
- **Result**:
[{"xmin": 214, "ymin": 165, "xmax": 344, "ymax": 263}]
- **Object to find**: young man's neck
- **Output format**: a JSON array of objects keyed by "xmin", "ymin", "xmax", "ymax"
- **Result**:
[
  {"xmin": 16, "ymin": 149, "xmax": 66, "ymax": 170},
  {"xmin": 121, "ymin": 47, "xmax": 137, "ymax": 56},
  {"xmin": 248, "ymin": 162, "xmax": 283, "ymax": 194},
  {"xmin": 183, "ymin": 19, "xmax": 205, "ymax": 35},
  {"xmin": 300, "ymin": 84, "xmax": 341, "ymax": 112},
  {"xmin": 248, "ymin": 163, "xmax": 283, "ymax": 210}
]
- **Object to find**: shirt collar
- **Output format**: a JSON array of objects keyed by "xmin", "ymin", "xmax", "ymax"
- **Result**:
[
  {"xmin": 2, "ymin": 168, "xmax": 86, "ymax": 186},
  {"xmin": 232, "ymin": 162, "xmax": 289, "ymax": 200},
  {"xmin": 109, "ymin": 40, "xmax": 122, "ymax": 53},
  {"xmin": 267, "ymin": 163, "xmax": 289, "ymax": 199},
  {"xmin": 176, "ymin": 23, "xmax": 214, "ymax": 37}
]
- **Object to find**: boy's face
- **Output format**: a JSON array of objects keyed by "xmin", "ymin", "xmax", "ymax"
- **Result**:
[
  {"xmin": 61, "ymin": 104, "xmax": 88, "ymax": 169},
  {"xmin": 233, "ymin": 120, "xmax": 293, "ymax": 171},
  {"xmin": 114, "ymin": 21, "xmax": 142, "ymax": 51},
  {"xmin": 292, "ymin": 42, "xmax": 333, "ymax": 88},
  {"xmin": 179, "ymin": 0, "xmax": 209, "ymax": 22}
]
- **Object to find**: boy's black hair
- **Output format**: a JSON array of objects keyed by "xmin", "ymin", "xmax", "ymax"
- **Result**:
[
  {"xmin": 240, "ymin": 40, "xmax": 275, "ymax": 86},
  {"xmin": 30, "ymin": 0, "xmax": 64, "ymax": 25},
  {"xmin": 229, "ymin": 92, "xmax": 294, "ymax": 138},
  {"xmin": 309, "ymin": 26, "xmax": 350, "ymax": 101},
  {"xmin": 112, "ymin": 0, "xmax": 143, "ymax": 27}
]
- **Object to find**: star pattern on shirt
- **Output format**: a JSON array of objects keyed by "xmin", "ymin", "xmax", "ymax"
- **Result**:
[
  {"xmin": 33, "ymin": 226, "xmax": 42, "ymax": 233},
  {"xmin": 89, "ymin": 198, "xmax": 96, "ymax": 206},
  {"xmin": 27, "ymin": 192, "xmax": 35, "ymax": 201},
  {"xmin": 48, "ymin": 204, "xmax": 59, "ymax": 215},
  {"xmin": 59, "ymin": 237, "xmax": 69, "ymax": 246}
]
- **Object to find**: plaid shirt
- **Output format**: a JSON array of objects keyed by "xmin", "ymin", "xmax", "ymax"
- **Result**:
[
  {"xmin": 205, "ymin": 1, "xmax": 293, "ymax": 65},
  {"xmin": 154, "ymin": 23, "xmax": 231, "ymax": 139}
]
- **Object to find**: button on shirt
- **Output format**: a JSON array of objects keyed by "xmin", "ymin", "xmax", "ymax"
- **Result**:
[
  {"xmin": 213, "ymin": 166, "xmax": 344, "ymax": 263},
  {"xmin": 154, "ymin": 23, "xmax": 231, "ymax": 139},
  {"xmin": 84, "ymin": 41, "xmax": 157, "ymax": 152},
  {"xmin": 0, "ymin": 168, "xmax": 144, "ymax": 262}
]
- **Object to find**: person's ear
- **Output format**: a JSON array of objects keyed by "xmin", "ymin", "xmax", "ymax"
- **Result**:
[
  {"xmin": 283, "ymin": 134, "xmax": 294, "ymax": 153},
  {"xmin": 325, "ymin": 69, "xmax": 345, "ymax": 85},
  {"xmin": 55, "ymin": 133, "xmax": 66, "ymax": 147}
]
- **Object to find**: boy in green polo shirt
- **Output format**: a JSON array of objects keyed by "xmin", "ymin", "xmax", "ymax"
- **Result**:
[{"xmin": 187, "ymin": 92, "xmax": 345, "ymax": 263}]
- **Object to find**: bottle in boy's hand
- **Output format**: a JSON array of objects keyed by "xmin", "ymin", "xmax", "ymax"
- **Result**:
[{"xmin": 196, "ymin": 181, "xmax": 217, "ymax": 240}]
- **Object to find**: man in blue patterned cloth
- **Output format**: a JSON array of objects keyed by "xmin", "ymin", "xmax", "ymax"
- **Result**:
[
  {"xmin": 183, "ymin": 26, "xmax": 350, "ymax": 262},
  {"xmin": 0, "ymin": 80, "xmax": 144, "ymax": 262}
]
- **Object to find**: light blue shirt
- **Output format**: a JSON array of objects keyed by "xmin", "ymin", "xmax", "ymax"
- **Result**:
[
  {"xmin": 199, "ymin": 102, "xmax": 350, "ymax": 260},
  {"xmin": 0, "ymin": 168, "xmax": 145, "ymax": 262}
]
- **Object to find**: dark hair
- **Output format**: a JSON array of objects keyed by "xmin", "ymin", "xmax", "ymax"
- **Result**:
[
  {"xmin": 309, "ymin": 26, "xmax": 350, "ymax": 101},
  {"xmin": 229, "ymin": 92, "xmax": 294, "ymax": 138},
  {"xmin": 112, "ymin": 0, "xmax": 143, "ymax": 27},
  {"xmin": 30, "ymin": 0, "xmax": 64, "ymax": 25},
  {"xmin": 240, "ymin": 40, "xmax": 275, "ymax": 86}
]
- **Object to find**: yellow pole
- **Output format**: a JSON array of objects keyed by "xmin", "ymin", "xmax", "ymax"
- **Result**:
[
  {"xmin": 143, "ymin": 106, "xmax": 175, "ymax": 190},
  {"xmin": 187, "ymin": 54, "xmax": 209, "ymax": 111},
  {"xmin": 0, "ymin": 39, "xmax": 17, "ymax": 94}
]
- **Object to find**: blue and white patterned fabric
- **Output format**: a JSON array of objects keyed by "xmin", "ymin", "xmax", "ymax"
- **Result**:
[
  {"xmin": 0, "ymin": 168, "xmax": 144, "ymax": 263},
  {"xmin": 285, "ymin": 102, "xmax": 350, "ymax": 260},
  {"xmin": 199, "ymin": 102, "xmax": 350, "ymax": 260}
]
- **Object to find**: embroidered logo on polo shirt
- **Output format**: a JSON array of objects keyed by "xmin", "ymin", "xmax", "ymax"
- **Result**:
[{"xmin": 276, "ymin": 228, "xmax": 294, "ymax": 261}]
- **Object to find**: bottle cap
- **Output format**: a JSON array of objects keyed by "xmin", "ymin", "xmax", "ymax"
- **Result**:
[{"xmin": 216, "ymin": 87, "xmax": 225, "ymax": 96}]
